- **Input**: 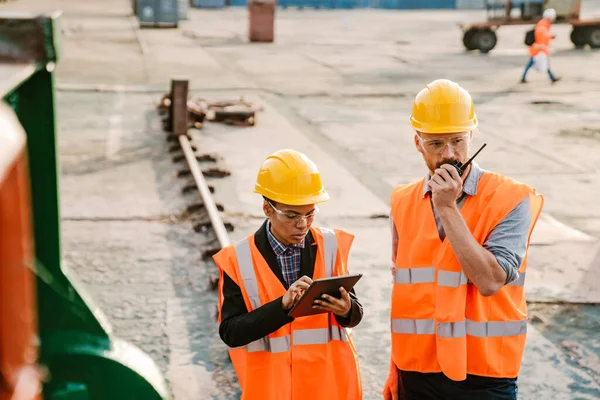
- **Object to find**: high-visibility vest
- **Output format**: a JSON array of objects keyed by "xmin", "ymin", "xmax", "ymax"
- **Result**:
[
  {"xmin": 390, "ymin": 172, "xmax": 543, "ymax": 381},
  {"xmin": 529, "ymin": 19, "xmax": 552, "ymax": 57},
  {"xmin": 214, "ymin": 226, "xmax": 362, "ymax": 400}
]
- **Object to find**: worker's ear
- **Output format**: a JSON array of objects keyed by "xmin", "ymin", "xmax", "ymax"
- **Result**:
[
  {"xmin": 263, "ymin": 200, "xmax": 273, "ymax": 218},
  {"xmin": 414, "ymin": 133, "xmax": 424, "ymax": 155}
]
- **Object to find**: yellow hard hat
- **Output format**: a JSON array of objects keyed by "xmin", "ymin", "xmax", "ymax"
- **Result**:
[
  {"xmin": 409, "ymin": 79, "xmax": 478, "ymax": 134},
  {"xmin": 254, "ymin": 149, "xmax": 329, "ymax": 206}
]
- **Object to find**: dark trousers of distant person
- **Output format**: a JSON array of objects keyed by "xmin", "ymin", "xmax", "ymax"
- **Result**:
[
  {"xmin": 521, "ymin": 56, "xmax": 558, "ymax": 83},
  {"xmin": 398, "ymin": 370, "xmax": 519, "ymax": 400}
]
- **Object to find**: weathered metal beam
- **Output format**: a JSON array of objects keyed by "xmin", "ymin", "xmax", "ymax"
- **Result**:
[
  {"xmin": 170, "ymin": 78, "xmax": 188, "ymax": 137},
  {"xmin": 0, "ymin": 11, "xmax": 62, "ymax": 63}
]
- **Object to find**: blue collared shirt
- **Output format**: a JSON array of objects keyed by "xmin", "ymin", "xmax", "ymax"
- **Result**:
[
  {"xmin": 266, "ymin": 220, "xmax": 305, "ymax": 289},
  {"xmin": 391, "ymin": 162, "xmax": 530, "ymax": 284}
]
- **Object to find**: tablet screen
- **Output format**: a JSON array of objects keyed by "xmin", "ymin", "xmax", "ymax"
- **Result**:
[{"xmin": 288, "ymin": 274, "xmax": 362, "ymax": 318}]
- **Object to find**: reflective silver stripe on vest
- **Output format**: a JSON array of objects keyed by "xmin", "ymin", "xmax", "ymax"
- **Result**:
[
  {"xmin": 394, "ymin": 267, "xmax": 436, "ymax": 284},
  {"xmin": 437, "ymin": 270, "xmax": 469, "ymax": 287},
  {"xmin": 293, "ymin": 326, "xmax": 349, "ymax": 345},
  {"xmin": 398, "ymin": 269, "xmax": 523, "ymax": 287},
  {"xmin": 466, "ymin": 319, "xmax": 527, "ymax": 337},
  {"xmin": 391, "ymin": 318, "xmax": 528, "ymax": 338},
  {"xmin": 234, "ymin": 239, "xmax": 261, "ymax": 310},
  {"xmin": 247, "ymin": 335, "xmax": 291, "ymax": 353},
  {"xmin": 437, "ymin": 321, "xmax": 467, "ymax": 338},
  {"xmin": 507, "ymin": 271, "xmax": 526, "ymax": 287},
  {"xmin": 243, "ymin": 327, "xmax": 349, "ymax": 353},
  {"xmin": 320, "ymin": 227, "xmax": 337, "ymax": 278},
  {"xmin": 391, "ymin": 318, "xmax": 435, "ymax": 334}
]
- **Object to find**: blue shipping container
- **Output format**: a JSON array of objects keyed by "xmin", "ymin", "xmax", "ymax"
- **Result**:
[
  {"xmin": 191, "ymin": 0, "xmax": 226, "ymax": 8},
  {"xmin": 137, "ymin": 0, "xmax": 179, "ymax": 24},
  {"xmin": 228, "ymin": 0, "xmax": 455, "ymax": 7},
  {"xmin": 399, "ymin": 0, "xmax": 455, "ymax": 8}
]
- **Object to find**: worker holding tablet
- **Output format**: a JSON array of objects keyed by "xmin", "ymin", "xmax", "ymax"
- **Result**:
[
  {"xmin": 383, "ymin": 79, "xmax": 544, "ymax": 400},
  {"xmin": 214, "ymin": 149, "xmax": 363, "ymax": 400}
]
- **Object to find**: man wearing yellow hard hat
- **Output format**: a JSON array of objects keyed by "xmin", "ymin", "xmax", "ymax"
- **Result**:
[
  {"xmin": 214, "ymin": 149, "xmax": 363, "ymax": 400},
  {"xmin": 383, "ymin": 79, "xmax": 544, "ymax": 400}
]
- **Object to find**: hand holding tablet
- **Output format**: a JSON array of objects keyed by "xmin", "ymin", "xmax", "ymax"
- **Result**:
[{"xmin": 288, "ymin": 274, "xmax": 363, "ymax": 318}]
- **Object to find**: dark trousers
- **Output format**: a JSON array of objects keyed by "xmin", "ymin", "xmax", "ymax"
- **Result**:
[{"xmin": 399, "ymin": 370, "xmax": 518, "ymax": 400}]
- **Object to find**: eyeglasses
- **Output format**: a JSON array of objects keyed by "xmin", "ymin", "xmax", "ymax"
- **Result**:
[
  {"xmin": 267, "ymin": 200, "xmax": 319, "ymax": 225},
  {"xmin": 418, "ymin": 132, "xmax": 471, "ymax": 154}
]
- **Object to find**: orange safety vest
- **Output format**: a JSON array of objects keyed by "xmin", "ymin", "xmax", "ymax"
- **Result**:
[
  {"xmin": 529, "ymin": 19, "xmax": 553, "ymax": 57},
  {"xmin": 214, "ymin": 226, "xmax": 362, "ymax": 400},
  {"xmin": 389, "ymin": 172, "xmax": 543, "ymax": 381}
]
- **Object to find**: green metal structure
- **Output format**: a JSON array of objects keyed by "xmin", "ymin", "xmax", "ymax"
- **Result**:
[{"xmin": 0, "ymin": 11, "xmax": 171, "ymax": 400}]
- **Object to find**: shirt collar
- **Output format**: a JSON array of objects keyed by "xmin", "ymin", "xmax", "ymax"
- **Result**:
[
  {"xmin": 422, "ymin": 162, "xmax": 484, "ymax": 199},
  {"xmin": 266, "ymin": 220, "xmax": 305, "ymax": 256}
]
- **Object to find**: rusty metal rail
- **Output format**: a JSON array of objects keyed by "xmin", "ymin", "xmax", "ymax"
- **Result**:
[
  {"xmin": 178, "ymin": 135, "xmax": 230, "ymax": 249},
  {"xmin": 165, "ymin": 78, "xmax": 232, "ymax": 258}
]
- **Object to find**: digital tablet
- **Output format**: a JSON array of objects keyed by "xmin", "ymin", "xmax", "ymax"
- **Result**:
[{"xmin": 287, "ymin": 274, "xmax": 363, "ymax": 318}]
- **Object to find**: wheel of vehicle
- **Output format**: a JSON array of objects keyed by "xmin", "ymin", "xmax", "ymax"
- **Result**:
[
  {"xmin": 585, "ymin": 26, "xmax": 600, "ymax": 48},
  {"xmin": 463, "ymin": 28, "xmax": 478, "ymax": 51},
  {"xmin": 570, "ymin": 27, "xmax": 587, "ymax": 48},
  {"xmin": 474, "ymin": 29, "xmax": 497, "ymax": 54}
]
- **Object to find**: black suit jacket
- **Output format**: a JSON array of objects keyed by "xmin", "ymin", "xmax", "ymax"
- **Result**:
[{"xmin": 218, "ymin": 220, "xmax": 363, "ymax": 348}]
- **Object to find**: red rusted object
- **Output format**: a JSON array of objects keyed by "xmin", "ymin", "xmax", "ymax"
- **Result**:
[
  {"xmin": 0, "ymin": 105, "xmax": 42, "ymax": 400},
  {"xmin": 248, "ymin": 0, "xmax": 275, "ymax": 43}
]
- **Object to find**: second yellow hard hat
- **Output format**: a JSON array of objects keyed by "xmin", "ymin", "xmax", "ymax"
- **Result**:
[
  {"xmin": 409, "ymin": 79, "xmax": 478, "ymax": 134},
  {"xmin": 254, "ymin": 149, "xmax": 329, "ymax": 206}
]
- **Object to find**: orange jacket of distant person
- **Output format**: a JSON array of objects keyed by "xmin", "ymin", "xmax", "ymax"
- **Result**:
[{"xmin": 529, "ymin": 19, "xmax": 554, "ymax": 56}]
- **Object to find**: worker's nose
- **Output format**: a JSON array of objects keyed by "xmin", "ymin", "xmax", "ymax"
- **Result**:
[
  {"xmin": 441, "ymin": 144, "xmax": 455, "ymax": 159},
  {"xmin": 296, "ymin": 217, "xmax": 308, "ymax": 228}
]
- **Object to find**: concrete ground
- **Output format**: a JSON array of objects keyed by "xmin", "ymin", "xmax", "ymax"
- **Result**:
[{"xmin": 2, "ymin": 0, "xmax": 600, "ymax": 398}]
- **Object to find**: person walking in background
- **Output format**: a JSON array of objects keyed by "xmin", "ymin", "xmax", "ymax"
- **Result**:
[{"xmin": 521, "ymin": 8, "xmax": 561, "ymax": 84}]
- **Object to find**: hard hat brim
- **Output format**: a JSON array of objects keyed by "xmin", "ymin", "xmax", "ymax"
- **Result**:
[
  {"xmin": 254, "ymin": 185, "xmax": 330, "ymax": 206},
  {"xmin": 409, "ymin": 115, "xmax": 478, "ymax": 134}
]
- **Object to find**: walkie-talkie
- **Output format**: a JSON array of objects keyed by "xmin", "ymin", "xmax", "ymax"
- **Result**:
[{"xmin": 449, "ymin": 143, "xmax": 487, "ymax": 177}]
